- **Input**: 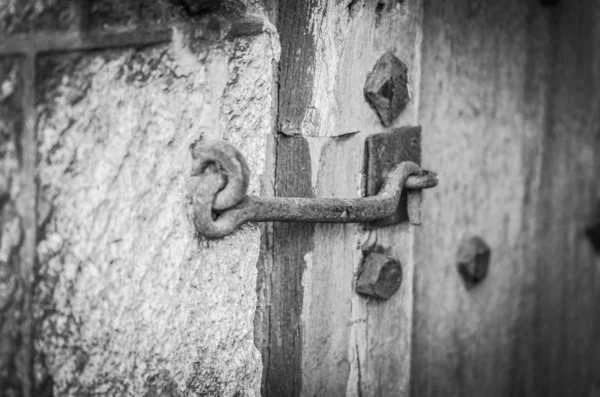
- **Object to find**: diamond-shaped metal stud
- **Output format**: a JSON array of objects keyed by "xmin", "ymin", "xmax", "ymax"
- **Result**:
[
  {"xmin": 456, "ymin": 236, "xmax": 491, "ymax": 289},
  {"xmin": 364, "ymin": 51, "xmax": 410, "ymax": 127}
]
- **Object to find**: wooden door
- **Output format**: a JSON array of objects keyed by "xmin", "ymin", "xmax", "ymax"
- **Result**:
[
  {"xmin": 256, "ymin": 0, "xmax": 600, "ymax": 396},
  {"xmin": 413, "ymin": 1, "xmax": 600, "ymax": 396},
  {"xmin": 255, "ymin": 1, "xmax": 424, "ymax": 396},
  {"xmin": 2, "ymin": 0, "xmax": 598, "ymax": 395}
]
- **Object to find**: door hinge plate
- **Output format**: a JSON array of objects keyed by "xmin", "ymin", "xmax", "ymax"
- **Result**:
[{"xmin": 365, "ymin": 126, "xmax": 421, "ymax": 228}]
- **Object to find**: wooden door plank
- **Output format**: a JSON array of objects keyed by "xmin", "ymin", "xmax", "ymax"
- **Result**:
[
  {"xmin": 530, "ymin": 1, "xmax": 600, "ymax": 395},
  {"xmin": 276, "ymin": 0, "xmax": 326, "ymax": 136},
  {"xmin": 306, "ymin": 2, "xmax": 425, "ymax": 392},
  {"xmin": 413, "ymin": 1, "xmax": 548, "ymax": 396},
  {"xmin": 413, "ymin": 1, "xmax": 600, "ymax": 396},
  {"xmin": 300, "ymin": 133, "xmax": 361, "ymax": 397},
  {"xmin": 333, "ymin": 2, "xmax": 422, "ymax": 394},
  {"xmin": 263, "ymin": 135, "xmax": 315, "ymax": 397},
  {"xmin": 264, "ymin": 0, "xmax": 425, "ymax": 395}
]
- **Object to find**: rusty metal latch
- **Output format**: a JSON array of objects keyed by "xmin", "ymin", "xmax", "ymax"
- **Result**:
[{"xmin": 189, "ymin": 139, "xmax": 438, "ymax": 239}]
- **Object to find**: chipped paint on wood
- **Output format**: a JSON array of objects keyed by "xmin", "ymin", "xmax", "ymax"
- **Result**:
[
  {"xmin": 269, "ymin": 0, "xmax": 424, "ymax": 395},
  {"xmin": 263, "ymin": 135, "xmax": 314, "ymax": 396}
]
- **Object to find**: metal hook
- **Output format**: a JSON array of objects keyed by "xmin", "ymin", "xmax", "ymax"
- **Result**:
[{"xmin": 189, "ymin": 140, "xmax": 438, "ymax": 239}]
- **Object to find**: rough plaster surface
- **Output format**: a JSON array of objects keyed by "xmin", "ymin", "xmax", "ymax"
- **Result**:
[
  {"xmin": 0, "ymin": 0, "xmax": 76, "ymax": 34},
  {"xmin": 34, "ymin": 25, "xmax": 277, "ymax": 396},
  {"xmin": 0, "ymin": 56, "xmax": 26, "ymax": 396}
]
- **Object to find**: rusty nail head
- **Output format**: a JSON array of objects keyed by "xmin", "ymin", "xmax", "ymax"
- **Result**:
[
  {"xmin": 364, "ymin": 51, "xmax": 410, "ymax": 127},
  {"xmin": 356, "ymin": 252, "xmax": 402, "ymax": 300},
  {"xmin": 457, "ymin": 236, "xmax": 491, "ymax": 288}
]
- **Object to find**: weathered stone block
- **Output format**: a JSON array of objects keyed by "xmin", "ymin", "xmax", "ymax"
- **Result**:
[
  {"xmin": 35, "ymin": 25, "xmax": 277, "ymax": 396},
  {"xmin": 0, "ymin": 0, "xmax": 76, "ymax": 34},
  {"xmin": 0, "ymin": 56, "xmax": 25, "ymax": 396},
  {"xmin": 89, "ymin": 0, "xmax": 183, "ymax": 32}
]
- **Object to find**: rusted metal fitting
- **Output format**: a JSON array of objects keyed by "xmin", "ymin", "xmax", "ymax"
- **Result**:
[
  {"xmin": 456, "ymin": 236, "xmax": 491, "ymax": 289},
  {"xmin": 191, "ymin": 140, "xmax": 250, "ymax": 211},
  {"xmin": 364, "ymin": 52, "xmax": 409, "ymax": 127},
  {"xmin": 586, "ymin": 224, "xmax": 600, "ymax": 253},
  {"xmin": 585, "ymin": 202, "xmax": 600, "ymax": 253},
  {"xmin": 356, "ymin": 252, "xmax": 402, "ymax": 300},
  {"xmin": 189, "ymin": 140, "xmax": 438, "ymax": 239},
  {"xmin": 366, "ymin": 126, "xmax": 421, "ymax": 226}
]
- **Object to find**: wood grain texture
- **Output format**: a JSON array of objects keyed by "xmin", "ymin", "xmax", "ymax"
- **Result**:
[
  {"xmin": 413, "ymin": 1, "xmax": 600, "ymax": 396},
  {"xmin": 272, "ymin": 0, "xmax": 424, "ymax": 395},
  {"xmin": 263, "ymin": 135, "xmax": 314, "ymax": 397},
  {"xmin": 301, "ymin": 133, "xmax": 360, "ymax": 397},
  {"xmin": 267, "ymin": 0, "xmax": 424, "ymax": 394},
  {"xmin": 320, "ymin": 2, "xmax": 423, "ymax": 395},
  {"xmin": 276, "ymin": 0, "xmax": 324, "ymax": 135},
  {"xmin": 528, "ymin": 1, "xmax": 600, "ymax": 395}
]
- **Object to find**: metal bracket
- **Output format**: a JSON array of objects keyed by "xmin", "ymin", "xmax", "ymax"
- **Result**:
[
  {"xmin": 366, "ymin": 126, "xmax": 421, "ymax": 227},
  {"xmin": 189, "ymin": 134, "xmax": 437, "ymax": 239}
]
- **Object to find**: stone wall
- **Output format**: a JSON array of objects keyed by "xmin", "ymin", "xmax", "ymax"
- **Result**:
[{"xmin": 0, "ymin": 1, "xmax": 278, "ymax": 396}]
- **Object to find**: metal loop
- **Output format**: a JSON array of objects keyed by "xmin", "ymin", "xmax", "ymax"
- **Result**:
[
  {"xmin": 189, "ymin": 140, "xmax": 438, "ymax": 238},
  {"xmin": 191, "ymin": 140, "xmax": 250, "ymax": 211}
]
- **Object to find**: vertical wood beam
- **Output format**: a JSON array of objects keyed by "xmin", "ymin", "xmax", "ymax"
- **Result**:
[
  {"xmin": 276, "ymin": 1, "xmax": 324, "ymax": 136},
  {"xmin": 263, "ymin": 135, "xmax": 314, "ymax": 396},
  {"xmin": 268, "ymin": 1, "xmax": 424, "ymax": 395},
  {"xmin": 413, "ymin": 2, "xmax": 550, "ymax": 395},
  {"xmin": 413, "ymin": 1, "xmax": 600, "ymax": 396}
]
